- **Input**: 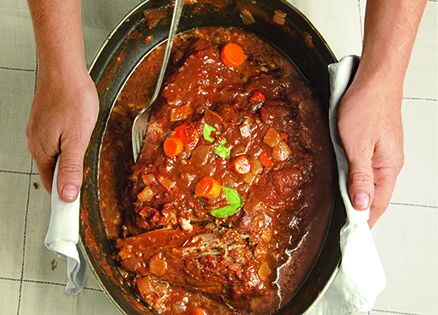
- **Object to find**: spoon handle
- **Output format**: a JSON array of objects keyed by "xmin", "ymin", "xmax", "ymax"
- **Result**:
[{"xmin": 150, "ymin": 0, "xmax": 184, "ymax": 104}]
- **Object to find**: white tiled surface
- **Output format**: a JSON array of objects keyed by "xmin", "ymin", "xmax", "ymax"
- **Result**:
[
  {"xmin": 0, "ymin": 70, "xmax": 34, "ymax": 172},
  {"xmin": 0, "ymin": 0, "xmax": 436, "ymax": 315}
]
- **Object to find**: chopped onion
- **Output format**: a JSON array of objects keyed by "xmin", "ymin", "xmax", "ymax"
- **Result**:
[
  {"xmin": 149, "ymin": 253, "xmax": 168, "ymax": 276},
  {"xmin": 240, "ymin": 8, "xmax": 255, "ymax": 25},
  {"xmin": 263, "ymin": 127, "xmax": 281, "ymax": 148},
  {"xmin": 258, "ymin": 261, "xmax": 272, "ymax": 281},
  {"xmin": 169, "ymin": 103, "xmax": 192, "ymax": 122},
  {"xmin": 250, "ymin": 159, "xmax": 263, "ymax": 175},
  {"xmin": 141, "ymin": 173, "xmax": 156, "ymax": 185},
  {"xmin": 243, "ymin": 172, "xmax": 256, "ymax": 185},
  {"xmin": 239, "ymin": 123, "xmax": 251, "ymax": 138},
  {"xmin": 179, "ymin": 218, "xmax": 193, "ymax": 231},
  {"xmin": 157, "ymin": 176, "xmax": 174, "ymax": 191},
  {"xmin": 172, "ymin": 301, "xmax": 187, "ymax": 313},
  {"xmin": 137, "ymin": 186, "xmax": 155, "ymax": 202},
  {"xmin": 272, "ymin": 141, "xmax": 292, "ymax": 161},
  {"xmin": 261, "ymin": 228, "xmax": 272, "ymax": 243}
]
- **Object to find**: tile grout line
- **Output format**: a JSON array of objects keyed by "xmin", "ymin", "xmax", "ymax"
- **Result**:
[
  {"xmin": 403, "ymin": 96, "xmax": 438, "ymax": 102},
  {"xmin": 16, "ymin": 56, "xmax": 39, "ymax": 315},
  {"xmin": 358, "ymin": 0, "xmax": 364, "ymax": 41},
  {"xmin": 0, "ymin": 66, "xmax": 35, "ymax": 72},
  {"xmin": 16, "ymin": 160, "xmax": 33, "ymax": 315},
  {"xmin": 390, "ymin": 201, "xmax": 438, "ymax": 209},
  {"xmin": 0, "ymin": 276, "xmax": 102, "ymax": 292},
  {"xmin": 372, "ymin": 308, "xmax": 424, "ymax": 315},
  {"xmin": 0, "ymin": 169, "xmax": 38, "ymax": 175}
]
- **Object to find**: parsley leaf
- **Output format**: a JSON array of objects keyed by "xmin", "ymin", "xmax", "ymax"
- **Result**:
[
  {"xmin": 214, "ymin": 138, "xmax": 230, "ymax": 159},
  {"xmin": 209, "ymin": 186, "xmax": 243, "ymax": 218},
  {"xmin": 202, "ymin": 123, "xmax": 216, "ymax": 143}
]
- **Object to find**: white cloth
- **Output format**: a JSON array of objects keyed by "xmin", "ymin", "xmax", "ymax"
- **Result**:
[
  {"xmin": 311, "ymin": 56, "xmax": 386, "ymax": 314},
  {"xmin": 43, "ymin": 57, "xmax": 386, "ymax": 306},
  {"xmin": 44, "ymin": 157, "xmax": 86, "ymax": 295}
]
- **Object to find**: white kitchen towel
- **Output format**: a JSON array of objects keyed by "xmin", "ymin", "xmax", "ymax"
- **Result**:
[
  {"xmin": 44, "ymin": 157, "xmax": 86, "ymax": 295},
  {"xmin": 311, "ymin": 55, "xmax": 386, "ymax": 314}
]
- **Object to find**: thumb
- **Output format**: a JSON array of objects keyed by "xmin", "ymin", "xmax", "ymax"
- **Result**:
[
  {"xmin": 347, "ymin": 157, "xmax": 374, "ymax": 210},
  {"xmin": 57, "ymin": 145, "xmax": 85, "ymax": 203}
]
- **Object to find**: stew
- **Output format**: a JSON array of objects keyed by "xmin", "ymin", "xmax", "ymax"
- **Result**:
[{"xmin": 98, "ymin": 27, "xmax": 334, "ymax": 315}]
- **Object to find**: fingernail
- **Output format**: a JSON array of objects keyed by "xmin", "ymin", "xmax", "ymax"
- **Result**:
[
  {"xmin": 62, "ymin": 185, "xmax": 78, "ymax": 202},
  {"xmin": 353, "ymin": 192, "xmax": 369, "ymax": 210}
]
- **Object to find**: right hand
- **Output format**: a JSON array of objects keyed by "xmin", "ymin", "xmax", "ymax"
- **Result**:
[
  {"xmin": 337, "ymin": 75, "xmax": 404, "ymax": 227},
  {"xmin": 26, "ymin": 64, "xmax": 99, "ymax": 202}
]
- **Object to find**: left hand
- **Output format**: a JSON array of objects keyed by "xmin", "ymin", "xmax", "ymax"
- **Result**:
[{"xmin": 337, "ymin": 76, "xmax": 405, "ymax": 227}]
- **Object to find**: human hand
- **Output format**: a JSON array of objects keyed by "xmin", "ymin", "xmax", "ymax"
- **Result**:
[
  {"xmin": 26, "ymin": 65, "xmax": 98, "ymax": 202},
  {"xmin": 337, "ymin": 77, "xmax": 404, "ymax": 227}
]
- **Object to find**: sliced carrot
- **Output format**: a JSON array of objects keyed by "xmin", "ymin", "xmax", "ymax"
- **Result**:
[
  {"xmin": 173, "ymin": 123, "xmax": 199, "ymax": 149},
  {"xmin": 163, "ymin": 137, "xmax": 183, "ymax": 157},
  {"xmin": 233, "ymin": 156, "xmax": 251, "ymax": 174},
  {"xmin": 195, "ymin": 176, "xmax": 221, "ymax": 200},
  {"xmin": 259, "ymin": 152, "xmax": 274, "ymax": 167},
  {"xmin": 249, "ymin": 90, "xmax": 266, "ymax": 103},
  {"xmin": 191, "ymin": 308, "xmax": 208, "ymax": 315},
  {"xmin": 221, "ymin": 43, "xmax": 245, "ymax": 68},
  {"xmin": 173, "ymin": 124, "xmax": 188, "ymax": 140}
]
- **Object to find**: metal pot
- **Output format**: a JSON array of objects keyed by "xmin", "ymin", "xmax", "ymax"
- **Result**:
[{"xmin": 81, "ymin": 0, "xmax": 346, "ymax": 314}]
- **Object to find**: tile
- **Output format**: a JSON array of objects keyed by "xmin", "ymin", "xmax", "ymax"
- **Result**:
[
  {"xmin": 391, "ymin": 99, "xmax": 438, "ymax": 206},
  {"xmin": 358, "ymin": 0, "xmax": 366, "ymax": 40},
  {"xmin": 83, "ymin": 26, "xmax": 114, "ymax": 67},
  {"xmin": 404, "ymin": 2, "xmax": 438, "ymax": 100},
  {"xmin": 0, "ymin": 13, "xmax": 36, "ymax": 70},
  {"xmin": 23, "ymin": 175, "xmax": 69, "ymax": 283},
  {"xmin": 0, "ymin": 69, "xmax": 34, "ymax": 173},
  {"xmin": 24, "ymin": 174, "xmax": 102, "ymax": 290},
  {"xmin": 371, "ymin": 204, "xmax": 438, "ymax": 314},
  {"xmin": 2, "ymin": 0, "xmax": 32, "ymax": 18},
  {"xmin": 305, "ymin": 307, "xmax": 367, "ymax": 314},
  {"xmin": 84, "ymin": 266, "xmax": 103, "ymax": 290},
  {"xmin": 81, "ymin": 0, "xmax": 140, "ymax": 65},
  {"xmin": 20, "ymin": 282, "xmax": 120, "ymax": 315},
  {"xmin": 0, "ymin": 173, "xmax": 28, "ymax": 278},
  {"xmin": 81, "ymin": 0, "xmax": 139, "ymax": 31},
  {"xmin": 0, "ymin": 279, "xmax": 20, "ymax": 314},
  {"xmin": 24, "ymin": 175, "xmax": 103, "ymax": 291},
  {"xmin": 287, "ymin": 0, "xmax": 363, "ymax": 59}
]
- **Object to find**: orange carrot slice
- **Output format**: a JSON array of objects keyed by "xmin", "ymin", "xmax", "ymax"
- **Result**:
[
  {"xmin": 221, "ymin": 43, "xmax": 245, "ymax": 68},
  {"xmin": 259, "ymin": 152, "xmax": 274, "ymax": 167},
  {"xmin": 232, "ymin": 156, "xmax": 251, "ymax": 174},
  {"xmin": 191, "ymin": 308, "xmax": 208, "ymax": 315},
  {"xmin": 163, "ymin": 137, "xmax": 183, "ymax": 157},
  {"xmin": 194, "ymin": 176, "xmax": 221, "ymax": 200},
  {"xmin": 249, "ymin": 90, "xmax": 266, "ymax": 103}
]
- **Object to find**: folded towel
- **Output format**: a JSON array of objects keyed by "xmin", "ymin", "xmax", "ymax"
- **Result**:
[
  {"xmin": 44, "ymin": 57, "xmax": 386, "ymax": 311},
  {"xmin": 310, "ymin": 55, "xmax": 386, "ymax": 314},
  {"xmin": 44, "ymin": 157, "xmax": 86, "ymax": 295}
]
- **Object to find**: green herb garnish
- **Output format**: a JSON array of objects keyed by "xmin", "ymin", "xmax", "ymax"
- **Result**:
[
  {"xmin": 202, "ymin": 123, "xmax": 216, "ymax": 143},
  {"xmin": 210, "ymin": 186, "xmax": 243, "ymax": 218},
  {"xmin": 214, "ymin": 138, "xmax": 230, "ymax": 159}
]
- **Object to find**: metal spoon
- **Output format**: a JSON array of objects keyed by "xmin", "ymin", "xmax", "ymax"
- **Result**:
[{"xmin": 131, "ymin": 0, "xmax": 184, "ymax": 162}]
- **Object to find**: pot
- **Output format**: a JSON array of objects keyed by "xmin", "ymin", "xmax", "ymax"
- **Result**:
[{"xmin": 80, "ymin": 0, "xmax": 346, "ymax": 314}]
